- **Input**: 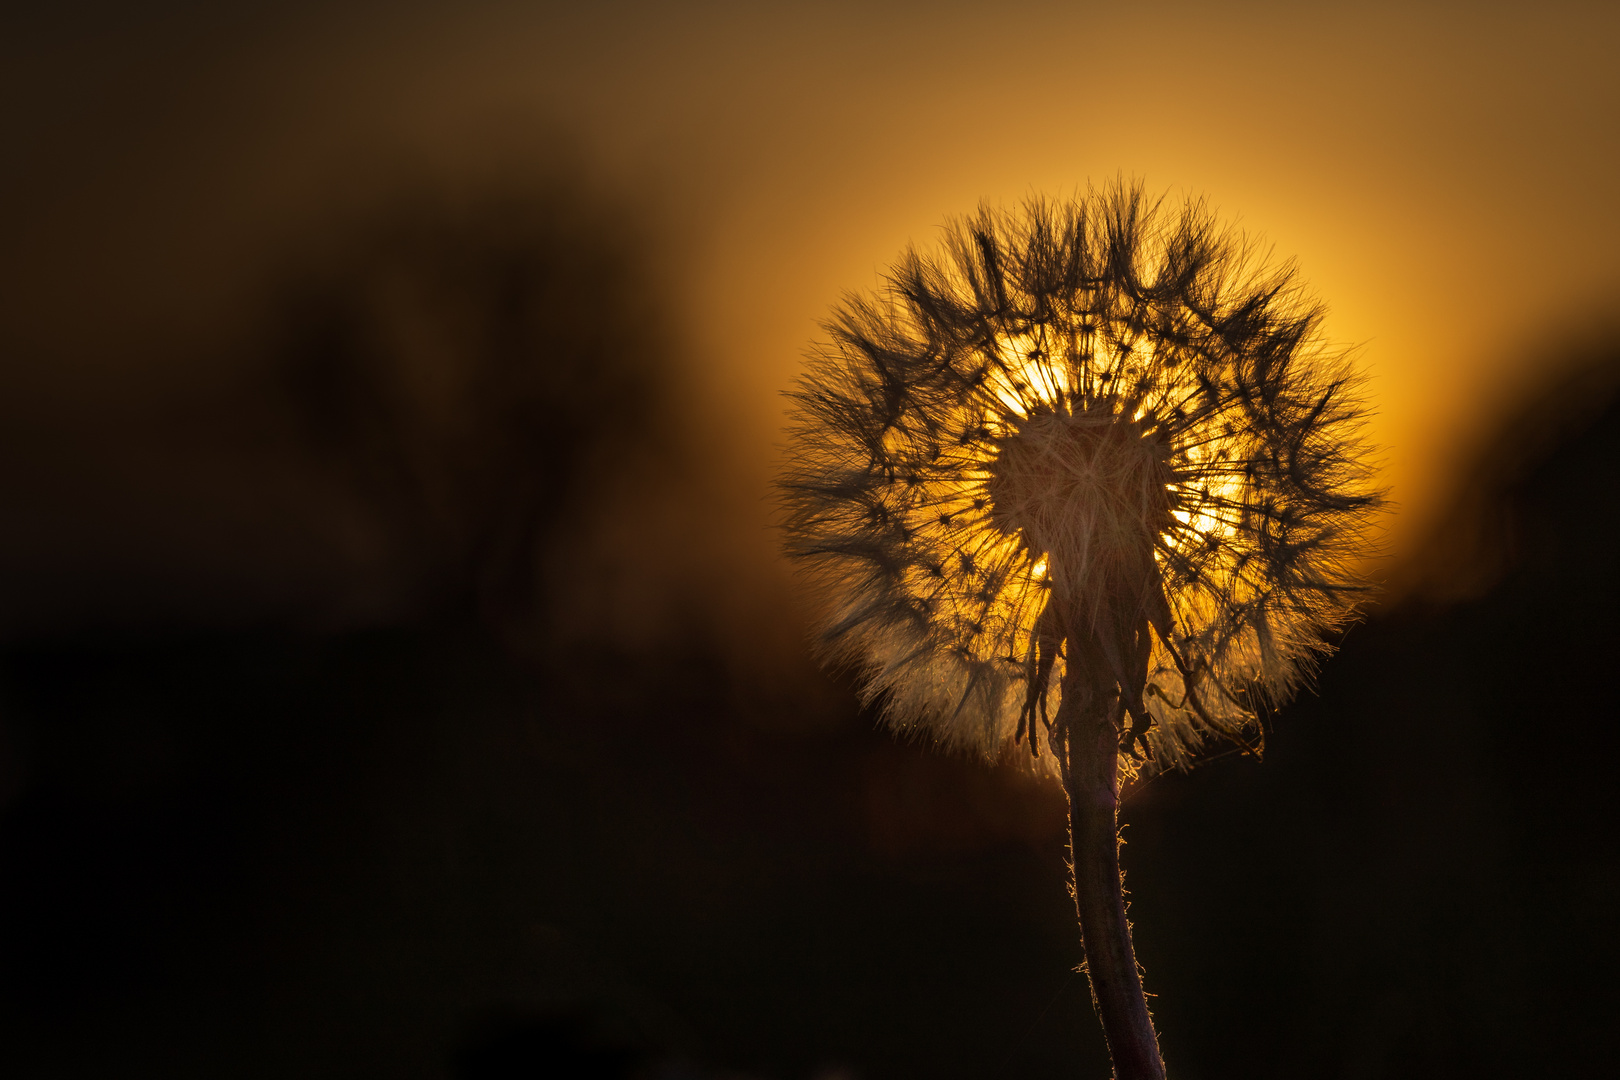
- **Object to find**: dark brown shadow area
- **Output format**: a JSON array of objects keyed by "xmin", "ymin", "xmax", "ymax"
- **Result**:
[
  {"xmin": 0, "ymin": 179, "xmax": 677, "ymax": 642},
  {"xmin": 1, "ymin": 159, "xmax": 1617, "ymax": 1078}
]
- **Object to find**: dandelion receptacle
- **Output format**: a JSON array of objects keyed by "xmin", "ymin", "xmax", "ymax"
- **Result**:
[{"xmin": 779, "ymin": 185, "xmax": 1381, "ymax": 1079}]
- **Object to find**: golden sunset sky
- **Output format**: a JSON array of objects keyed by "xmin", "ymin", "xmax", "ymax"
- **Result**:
[{"xmin": 5, "ymin": 1, "xmax": 1617, "ymax": 598}]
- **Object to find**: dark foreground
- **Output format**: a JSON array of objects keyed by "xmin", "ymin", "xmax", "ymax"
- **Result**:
[{"xmin": 4, "ymin": 360, "xmax": 1620, "ymax": 1079}]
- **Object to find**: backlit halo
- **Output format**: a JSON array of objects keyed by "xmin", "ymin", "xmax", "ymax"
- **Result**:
[{"xmin": 780, "ymin": 185, "xmax": 1380, "ymax": 775}]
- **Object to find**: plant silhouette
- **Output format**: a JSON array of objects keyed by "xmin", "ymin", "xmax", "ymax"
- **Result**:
[{"xmin": 780, "ymin": 184, "xmax": 1381, "ymax": 1078}]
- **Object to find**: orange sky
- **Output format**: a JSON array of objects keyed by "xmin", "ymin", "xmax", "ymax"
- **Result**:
[{"xmin": 6, "ymin": 1, "xmax": 1618, "ymax": 577}]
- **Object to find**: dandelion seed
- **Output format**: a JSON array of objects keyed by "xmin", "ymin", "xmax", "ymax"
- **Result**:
[{"xmin": 779, "ymin": 183, "xmax": 1381, "ymax": 1080}]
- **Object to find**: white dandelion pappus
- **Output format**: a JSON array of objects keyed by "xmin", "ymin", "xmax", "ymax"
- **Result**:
[
  {"xmin": 780, "ymin": 185, "xmax": 1380, "ymax": 778},
  {"xmin": 780, "ymin": 183, "xmax": 1382, "ymax": 1079}
]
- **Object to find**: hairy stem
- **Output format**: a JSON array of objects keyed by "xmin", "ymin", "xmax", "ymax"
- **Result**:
[{"xmin": 1061, "ymin": 671, "xmax": 1166, "ymax": 1080}]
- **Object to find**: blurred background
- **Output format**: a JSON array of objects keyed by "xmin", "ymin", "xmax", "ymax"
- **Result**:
[{"xmin": 1, "ymin": 2, "xmax": 1617, "ymax": 1077}]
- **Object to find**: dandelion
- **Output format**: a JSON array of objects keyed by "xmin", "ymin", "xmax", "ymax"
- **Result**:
[{"xmin": 779, "ymin": 183, "xmax": 1380, "ymax": 1080}]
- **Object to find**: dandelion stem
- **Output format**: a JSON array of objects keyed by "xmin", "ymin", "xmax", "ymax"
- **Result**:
[
  {"xmin": 1062, "ymin": 663, "xmax": 1167, "ymax": 1080},
  {"xmin": 782, "ymin": 187, "xmax": 1380, "ymax": 1076}
]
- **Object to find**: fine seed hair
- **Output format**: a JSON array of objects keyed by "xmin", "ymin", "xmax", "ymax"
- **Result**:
[{"xmin": 779, "ymin": 183, "xmax": 1382, "ymax": 776}]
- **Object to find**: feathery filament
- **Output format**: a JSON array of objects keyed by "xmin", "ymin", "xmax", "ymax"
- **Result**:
[{"xmin": 781, "ymin": 185, "xmax": 1380, "ymax": 775}]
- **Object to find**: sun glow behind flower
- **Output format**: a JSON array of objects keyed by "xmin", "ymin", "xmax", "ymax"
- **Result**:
[
  {"xmin": 782, "ymin": 187, "xmax": 1381, "ymax": 775},
  {"xmin": 987, "ymin": 334, "xmax": 1246, "ymax": 546}
]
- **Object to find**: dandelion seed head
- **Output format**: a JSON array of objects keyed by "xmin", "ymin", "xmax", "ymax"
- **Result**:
[{"xmin": 780, "ymin": 184, "xmax": 1381, "ymax": 775}]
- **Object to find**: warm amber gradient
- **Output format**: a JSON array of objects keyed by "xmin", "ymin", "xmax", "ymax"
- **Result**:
[{"xmin": 4, "ymin": 1, "xmax": 1617, "ymax": 586}]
